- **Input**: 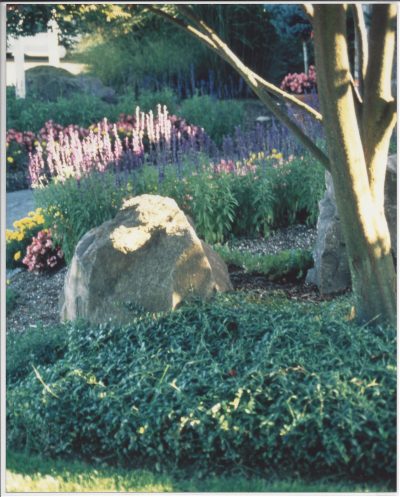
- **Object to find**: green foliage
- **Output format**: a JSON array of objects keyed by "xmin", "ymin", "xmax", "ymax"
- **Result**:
[
  {"xmin": 7, "ymin": 293, "xmax": 396, "ymax": 484},
  {"xmin": 7, "ymin": 325, "xmax": 68, "ymax": 384},
  {"xmin": 117, "ymin": 88, "xmax": 179, "ymax": 115},
  {"xmin": 36, "ymin": 154, "xmax": 325, "ymax": 259},
  {"xmin": 270, "ymin": 155, "xmax": 325, "ymax": 227},
  {"xmin": 7, "ymin": 86, "xmax": 180, "ymax": 134},
  {"xmin": 77, "ymin": 31, "xmax": 203, "ymax": 93},
  {"xmin": 6, "ymin": 287, "xmax": 19, "ymax": 316},
  {"xmin": 179, "ymin": 95, "xmax": 244, "ymax": 144},
  {"xmin": 34, "ymin": 173, "xmax": 127, "ymax": 263},
  {"xmin": 7, "ymin": 450, "xmax": 393, "ymax": 492},
  {"xmin": 7, "ymin": 89, "xmax": 120, "ymax": 132},
  {"xmin": 186, "ymin": 171, "xmax": 238, "ymax": 244},
  {"xmin": 215, "ymin": 246, "xmax": 313, "ymax": 282}
]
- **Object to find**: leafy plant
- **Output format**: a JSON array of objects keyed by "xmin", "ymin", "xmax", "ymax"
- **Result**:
[
  {"xmin": 22, "ymin": 229, "xmax": 64, "ymax": 273},
  {"xmin": 7, "ymin": 324, "xmax": 68, "ymax": 384},
  {"xmin": 123, "ymin": 88, "xmax": 179, "ymax": 114},
  {"xmin": 7, "ymin": 293, "xmax": 396, "ymax": 484},
  {"xmin": 179, "ymin": 95, "xmax": 244, "ymax": 145},
  {"xmin": 35, "ymin": 151, "xmax": 325, "ymax": 260},
  {"xmin": 7, "ymin": 88, "xmax": 120, "ymax": 132},
  {"xmin": 270, "ymin": 155, "xmax": 325, "ymax": 227},
  {"xmin": 215, "ymin": 246, "xmax": 313, "ymax": 282}
]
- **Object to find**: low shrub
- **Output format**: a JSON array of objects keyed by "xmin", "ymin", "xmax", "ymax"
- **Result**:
[
  {"xmin": 215, "ymin": 247, "xmax": 313, "ymax": 282},
  {"xmin": 179, "ymin": 94, "xmax": 244, "ymax": 145},
  {"xmin": 6, "ymin": 209, "xmax": 46, "ymax": 269},
  {"xmin": 7, "ymin": 293, "xmax": 396, "ymax": 484},
  {"xmin": 7, "ymin": 324, "xmax": 68, "ymax": 384},
  {"xmin": 7, "ymin": 88, "xmax": 120, "ymax": 133},
  {"xmin": 22, "ymin": 229, "xmax": 65, "ymax": 273},
  {"xmin": 117, "ymin": 88, "xmax": 179, "ymax": 115}
]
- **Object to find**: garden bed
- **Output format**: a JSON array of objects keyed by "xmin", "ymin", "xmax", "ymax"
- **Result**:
[{"xmin": 6, "ymin": 225, "xmax": 320, "ymax": 334}]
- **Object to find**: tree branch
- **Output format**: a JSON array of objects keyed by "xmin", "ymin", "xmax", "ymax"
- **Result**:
[
  {"xmin": 302, "ymin": 4, "xmax": 314, "ymax": 20},
  {"xmin": 147, "ymin": 6, "xmax": 218, "ymax": 50},
  {"xmin": 352, "ymin": 4, "xmax": 368, "ymax": 96},
  {"xmin": 174, "ymin": 5, "xmax": 323, "ymax": 123}
]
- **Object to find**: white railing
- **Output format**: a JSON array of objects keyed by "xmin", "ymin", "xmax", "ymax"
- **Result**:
[{"xmin": 8, "ymin": 20, "xmax": 66, "ymax": 98}]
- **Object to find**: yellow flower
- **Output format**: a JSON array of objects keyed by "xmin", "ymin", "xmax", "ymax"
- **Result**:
[
  {"xmin": 13, "ymin": 251, "xmax": 21, "ymax": 261},
  {"xmin": 7, "ymin": 157, "xmax": 14, "ymax": 164},
  {"xmin": 6, "ymin": 279, "xmax": 10, "ymax": 285}
]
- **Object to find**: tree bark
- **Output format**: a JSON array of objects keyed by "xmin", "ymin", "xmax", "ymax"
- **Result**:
[{"xmin": 313, "ymin": 5, "xmax": 396, "ymax": 325}]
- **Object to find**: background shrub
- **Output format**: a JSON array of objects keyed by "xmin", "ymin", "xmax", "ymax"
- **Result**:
[
  {"xmin": 7, "ymin": 90, "xmax": 120, "ymax": 132},
  {"xmin": 179, "ymin": 95, "xmax": 244, "ymax": 145},
  {"xmin": 7, "ymin": 294, "xmax": 396, "ymax": 484},
  {"xmin": 117, "ymin": 88, "xmax": 179, "ymax": 115}
]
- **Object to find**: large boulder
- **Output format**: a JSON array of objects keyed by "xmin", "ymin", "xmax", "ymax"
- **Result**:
[
  {"xmin": 307, "ymin": 155, "xmax": 397, "ymax": 294},
  {"xmin": 60, "ymin": 195, "xmax": 233, "ymax": 324},
  {"xmin": 26, "ymin": 65, "xmax": 117, "ymax": 103}
]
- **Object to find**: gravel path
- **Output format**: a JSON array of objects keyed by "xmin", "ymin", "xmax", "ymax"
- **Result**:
[
  {"xmin": 227, "ymin": 225, "xmax": 317, "ymax": 255},
  {"xmin": 6, "ymin": 189, "xmax": 35, "ymax": 229}
]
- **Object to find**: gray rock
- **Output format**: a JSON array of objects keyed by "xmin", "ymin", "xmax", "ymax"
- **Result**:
[
  {"xmin": 307, "ymin": 154, "xmax": 397, "ymax": 294},
  {"xmin": 60, "ymin": 194, "xmax": 233, "ymax": 324}
]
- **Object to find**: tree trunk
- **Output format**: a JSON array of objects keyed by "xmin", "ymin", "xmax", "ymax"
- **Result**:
[
  {"xmin": 152, "ymin": 4, "xmax": 397, "ymax": 325},
  {"xmin": 313, "ymin": 5, "xmax": 396, "ymax": 325}
]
